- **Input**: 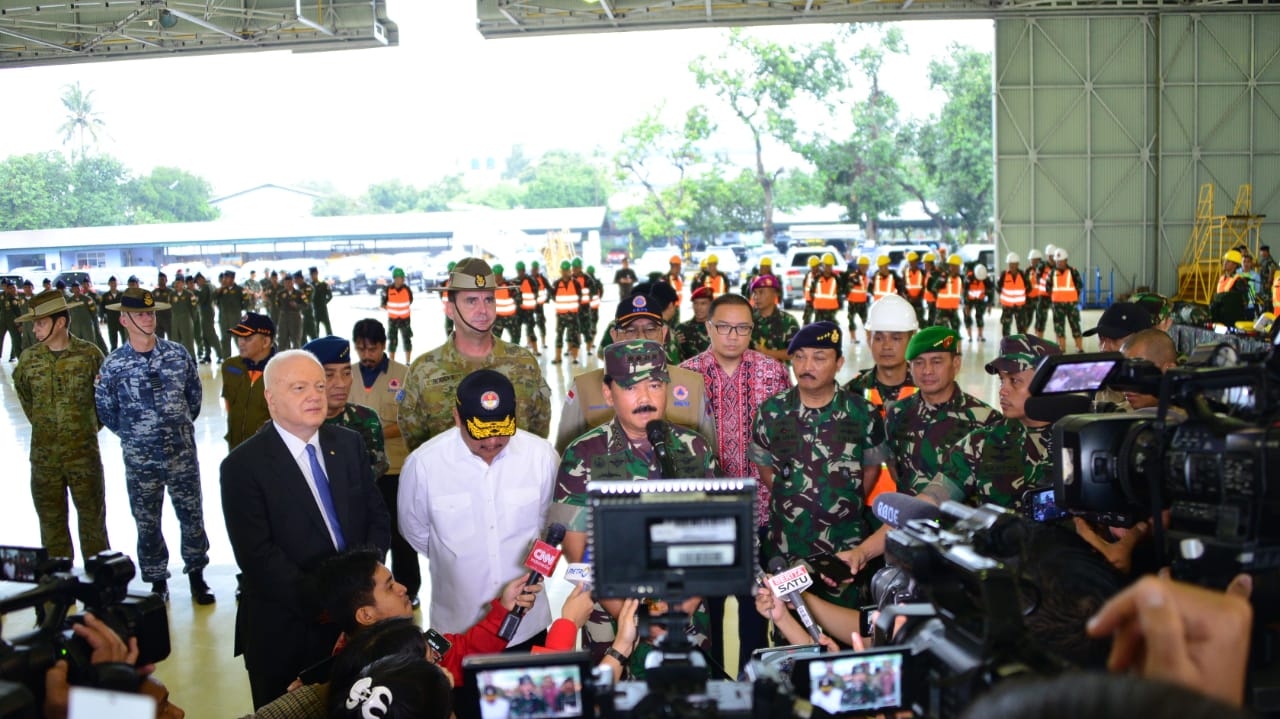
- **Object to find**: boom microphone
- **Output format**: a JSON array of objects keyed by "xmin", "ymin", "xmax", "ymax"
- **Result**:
[
  {"xmin": 765, "ymin": 556, "xmax": 823, "ymax": 644},
  {"xmin": 872, "ymin": 492, "xmax": 943, "ymax": 529},
  {"xmin": 646, "ymin": 419, "xmax": 676, "ymax": 479},
  {"xmin": 497, "ymin": 522, "xmax": 566, "ymax": 641}
]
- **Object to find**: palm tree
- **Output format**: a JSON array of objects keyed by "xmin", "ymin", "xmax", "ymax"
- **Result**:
[{"xmin": 58, "ymin": 82, "xmax": 105, "ymax": 159}]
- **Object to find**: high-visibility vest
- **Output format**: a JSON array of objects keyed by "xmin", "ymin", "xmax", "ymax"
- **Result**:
[
  {"xmin": 999, "ymin": 272, "xmax": 1027, "ymax": 307},
  {"xmin": 704, "ymin": 274, "xmax": 727, "ymax": 299},
  {"xmin": 846, "ymin": 275, "xmax": 868, "ymax": 304},
  {"xmin": 923, "ymin": 270, "xmax": 937, "ymax": 304},
  {"xmin": 1051, "ymin": 269, "xmax": 1079, "ymax": 303},
  {"xmin": 440, "ymin": 279, "xmax": 450, "ymax": 308},
  {"xmin": 386, "ymin": 286, "xmax": 411, "ymax": 320},
  {"xmin": 813, "ymin": 276, "xmax": 840, "ymax": 310},
  {"xmin": 1217, "ymin": 274, "xmax": 1238, "ymax": 294},
  {"xmin": 966, "ymin": 279, "xmax": 987, "ymax": 302},
  {"xmin": 668, "ymin": 274, "xmax": 683, "ymax": 304},
  {"xmin": 576, "ymin": 275, "xmax": 591, "ymax": 306},
  {"xmin": 935, "ymin": 276, "xmax": 963, "ymax": 310},
  {"xmin": 589, "ymin": 279, "xmax": 601, "ymax": 310},
  {"xmin": 903, "ymin": 268, "xmax": 924, "ymax": 299},
  {"xmin": 803, "ymin": 271, "xmax": 818, "ymax": 303},
  {"xmin": 554, "ymin": 279, "xmax": 580, "ymax": 314},
  {"xmin": 495, "ymin": 287, "xmax": 516, "ymax": 317},
  {"xmin": 535, "ymin": 275, "xmax": 548, "ymax": 305},
  {"xmin": 872, "ymin": 273, "xmax": 897, "ymax": 301},
  {"xmin": 519, "ymin": 277, "xmax": 538, "ymax": 310},
  {"xmin": 1272, "ymin": 273, "xmax": 1280, "ymax": 315},
  {"xmin": 1032, "ymin": 266, "xmax": 1050, "ymax": 297},
  {"xmin": 864, "ymin": 385, "xmax": 919, "ymax": 419}
]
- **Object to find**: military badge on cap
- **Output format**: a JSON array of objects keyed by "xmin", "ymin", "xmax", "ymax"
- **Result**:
[{"xmin": 456, "ymin": 369, "xmax": 517, "ymax": 439}]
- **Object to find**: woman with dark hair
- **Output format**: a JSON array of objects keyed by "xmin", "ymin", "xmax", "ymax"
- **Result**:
[{"xmin": 331, "ymin": 654, "xmax": 452, "ymax": 719}]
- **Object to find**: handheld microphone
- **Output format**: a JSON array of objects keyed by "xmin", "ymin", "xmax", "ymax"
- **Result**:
[
  {"xmin": 765, "ymin": 556, "xmax": 823, "ymax": 644},
  {"xmin": 646, "ymin": 419, "xmax": 676, "ymax": 479},
  {"xmin": 497, "ymin": 522, "xmax": 566, "ymax": 641},
  {"xmin": 871, "ymin": 492, "xmax": 943, "ymax": 529}
]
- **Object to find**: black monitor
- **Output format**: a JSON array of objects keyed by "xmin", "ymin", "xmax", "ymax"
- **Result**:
[{"xmin": 587, "ymin": 478, "xmax": 757, "ymax": 601}]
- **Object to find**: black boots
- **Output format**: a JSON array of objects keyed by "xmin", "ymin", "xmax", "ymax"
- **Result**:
[{"xmin": 189, "ymin": 570, "xmax": 216, "ymax": 605}]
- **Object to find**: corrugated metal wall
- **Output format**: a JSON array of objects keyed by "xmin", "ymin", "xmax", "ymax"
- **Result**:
[{"xmin": 994, "ymin": 13, "xmax": 1280, "ymax": 298}]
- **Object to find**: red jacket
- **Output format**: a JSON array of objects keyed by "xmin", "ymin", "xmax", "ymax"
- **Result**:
[{"xmin": 438, "ymin": 599, "xmax": 512, "ymax": 685}]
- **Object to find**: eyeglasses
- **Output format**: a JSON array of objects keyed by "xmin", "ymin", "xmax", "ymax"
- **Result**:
[
  {"xmin": 710, "ymin": 322, "xmax": 754, "ymax": 337},
  {"xmin": 617, "ymin": 325, "xmax": 663, "ymax": 340}
]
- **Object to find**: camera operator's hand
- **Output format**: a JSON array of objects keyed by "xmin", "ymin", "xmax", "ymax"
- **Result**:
[
  {"xmin": 560, "ymin": 581, "xmax": 596, "ymax": 628},
  {"xmin": 499, "ymin": 576, "xmax": 543, "ymax": 612},
  {"xmin": 1074, "ymin": 518, "xmax": 1149, "ymax": 575},
  {"xmin": 614, "ymin": 598, "xmax": 641, "ymax": 654},
  {"xmin": 1086, "ymin": 574, "xmax": 1253, "ymax": 708},
  {"xmin": 73, "ymin": 612, "xmax": 140, "ymax": 666}
]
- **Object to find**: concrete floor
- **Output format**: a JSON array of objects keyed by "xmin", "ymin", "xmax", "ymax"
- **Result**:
[{"xmin": 0, "ymin": 288, "xmax": 1104, "ymax": 716}]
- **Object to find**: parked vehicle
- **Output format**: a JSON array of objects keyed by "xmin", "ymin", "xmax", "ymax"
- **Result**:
[{"xmin": 781, "ymin": 246, "xmax": 846, "ymax": 309}]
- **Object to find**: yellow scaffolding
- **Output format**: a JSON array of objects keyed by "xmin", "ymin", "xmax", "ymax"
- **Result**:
[{"xmin": 1175, "ymin": 183, "xmax": 1265, "ymax": 304}]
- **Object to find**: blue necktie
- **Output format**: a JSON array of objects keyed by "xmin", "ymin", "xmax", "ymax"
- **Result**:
[{"xmin": 306, "ymin": 444, "xmax": 347, "ymax": 550}]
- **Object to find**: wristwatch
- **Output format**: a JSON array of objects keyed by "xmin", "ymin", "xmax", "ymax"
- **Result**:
[{"xmin": 604, "ymin": 647, "xmax": 630, "ymax": 666}]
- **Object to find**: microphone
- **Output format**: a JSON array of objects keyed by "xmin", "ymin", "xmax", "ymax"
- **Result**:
[
  {"xmin": 765, "ymin": 556, "xmax": 823, "ymax": 644},
  {"xmin": 497, "ymin": 522, "xmax": 566, "ymax": 641},
  {"xmin": 871, "ymin": 492, "xmax": 943, "ymax": 529},
  {"xmin": 646, "ymin": 419, "xmax": 676, "ymax": 479}
]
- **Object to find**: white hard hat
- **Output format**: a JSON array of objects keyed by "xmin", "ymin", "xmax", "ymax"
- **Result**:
[
  {"xmin": 974, "ymin": 265, "xmax": 989, "ymax": 281},
  {"xmin": 865, "ymin": 294, "xmax": 920, "ymax": 333},
  {"xmin": 1006, "ymin": 252, "xmax": 1020, "ymax": 264},
  {"xmin": 1045, "ymin": 245, "xmax": 1057, "ymax": 256},
  {"xmin": 1027, "ymin": 249, "xmax": 1043, "ymax": 261},
  {"xmin": 1053, "ymin": 248, "xmax": 1069, "ymax": 261}
]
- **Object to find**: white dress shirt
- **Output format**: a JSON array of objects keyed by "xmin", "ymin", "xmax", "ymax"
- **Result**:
[
  {"xmin": 273, "ymin": 422, "xmax": 342, "ymax": 550},
  {"xmin": 398, "ymin": 427, "xmax": 559, "ymax": 646}
]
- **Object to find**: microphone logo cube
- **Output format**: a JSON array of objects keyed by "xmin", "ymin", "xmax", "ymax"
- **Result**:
[
  {"xmin": 767, "ymin": 564, "xmax": 814, "ymax": 597},
  {"xmin": 525, "ymin": 539, "xmax": 562, "ymax": 577}
]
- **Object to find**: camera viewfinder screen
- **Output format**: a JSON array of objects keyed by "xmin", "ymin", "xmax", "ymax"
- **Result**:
[
  {"xmin": 1041, "ymin": 360, "xmax": 1116, "ymax": 393},
  {"xmin": 808, "ymin": 652, "xmax": 903, "ymax": 715},
  {"xmin": 476, "ymin": 666, "xmax": 583, "ymax": 719}
]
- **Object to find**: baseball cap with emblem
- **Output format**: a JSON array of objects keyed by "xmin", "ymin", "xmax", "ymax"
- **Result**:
[
  {"xmin": 455, "ymin": 369, "xmax": 517, "ymax": 439},
  {"xmin": 750, "ymin": 274, "xmax": 783, "ymax": 293},
  {"xmin": 604, "ymin": 340, "xmax": 670, "ymax": 388},
  {"xmin": 615, "ymin": 294, "xmax": 664, "ymax": 326},
  {"xmin": 106, "ymin": 287, "xmax": 170, "ymax": 313},
  {"xmin": 787, "ymin": 321, "xmax": 843, "ymax": 357},
  {"xmin": 230, "ymin": 312, "xmax": 275, "ymax": 337},
  {"xmin": 984, "ymin": 334, "xmax": 1062, "ymax": 375},
  {"xmin": 303, "ymin": 336, "xmax": 351, "ymax": 365},
  {"xmin": 906, "ymin": 326, "xmax": 961, "ymax": 361},
  {"xmin": 15, "ymin": 289, "xmax": 74, "ymax": 323},
  {"xmin": 1082, "ymin": 302, "xmax": 1153, "ymax": 339}
]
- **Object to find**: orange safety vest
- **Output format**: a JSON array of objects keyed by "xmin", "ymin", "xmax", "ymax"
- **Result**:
[
  {"xmin": 999, "ymin": 272, "xmax": 1027, "ymax": 307},
  {"xmin": 518, "ymin": 277, "xmax": 538, "ymax": 310},
  {"xmin": 535, "ymin": 275, "xmax": 548, "ymax": 305},
  {"xmin": 864, "ymin": 385, "xmax": 919, "ymax": 419},
  {"xmin": 704, "ymin": 274, "xmax": 727, "ymax": 299},
  {"xmin": 813, "ymin": 275, "xmax": 840, "ymax": 311},
  {"xmin": 1272, "ymin": 273, "xmax": 1280, "ymax": 315},
  {"xmin": 589, "ymin": 280, "xmax": 601, "ymax": 310},
  {"xmin": 903, "ymin": 267, "xmax": 924, "ymax": 299},
  {"xmin": 923, "ymin": 270, "xmax": 937, "ymax": 304},
  {"xmin": 846, "ymin": 275, "xmax": 868, "ymax": 304},
  {"xmin": 1051, "ymin": 268, "xmax": 1079, "ymax": 303},
  {"xmin": 935, "ymin": 275, "xmax": 963, "ymax": 310},
  {"xmin": 386, "ymin": 285, "xmax": 411, "ymax": 320},
  {"xmin": 1031, "ymin": 266, "xmax": 1049, "ymax": 297},
  {"xmin": 872, "ymin": 273, "xmax": 897, "ymax": 301},
  {"xmin": 668, "ymin": 274, "xmax": 684, "ymax": 304},
  {"xmin": 576, "ymin": 275, "xmax": 591, "ymax": 306},
  {"xmin": 966, "ymin": 279, "xmax": 987, "ymax": 302},
  {"xmin": 1217, "ymin": 275, "xmax": 1239, "ymax": 295},
  {"xmin": 495, "ymin": 287, "xmax": 516, "ymax": 317},
  {"xmin": 554, "ymin": 279, "xmax": 580, "ymax": 314}
]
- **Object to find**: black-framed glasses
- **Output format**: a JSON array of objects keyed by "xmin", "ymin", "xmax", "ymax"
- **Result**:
[
  {"xmin": 709, "ymin": 322, "xmax": 753, "ymax": 336},
  {"xmin": 617, "ymin": 325, "xmax": 663, "ymax": 340}
]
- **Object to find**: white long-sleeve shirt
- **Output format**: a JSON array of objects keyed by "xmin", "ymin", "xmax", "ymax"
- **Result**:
[{"xmin": 398, "ymin": 427, "xmax": 559, "ymax": 645}]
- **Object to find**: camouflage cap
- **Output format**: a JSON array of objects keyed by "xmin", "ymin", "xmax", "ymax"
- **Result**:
[
  {"xmin": 984, "ymin": 334, "xmax": 1062, "ymax": 375},
  {"xmin": 604, "ymin": 339, "xmax": 670, "ymax": 388},
  {"xmin": 905, "ymin": 326, "xmax": 960, "ymax": 361}
]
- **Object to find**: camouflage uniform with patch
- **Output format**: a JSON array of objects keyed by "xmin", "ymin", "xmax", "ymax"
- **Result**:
[
  {"xmin": 751, "ymin": 309, "xmax": 800, "ymax": 358},
  {"xmin": 312, "ymin": 278, "xmax": 333, "ymax": 336},
  {"xmin": 275, "ymin": 282, "xmax": 306, "ymax": 350},
  {"xmin": 399, "ymin": 337, "xmax": 551, "ymax": 451},
  {"xmin": 299, "ymin": 278, "xmax": 317, "ymax": 343},
  {"xmin": 168, "ymin": 286, "xmax": 199, "ymax": 359},
  {"xmin": 195, "ymin": 280, "xmax": 217, "ymax": 361},
  {"xmin": 674, "ymin": 316, "xmax": 711, "ymax": 360},
  {"xmin": 325, "ymin": 403, "xmax": 389, "ymax": 480},
  {"xmin": 14, "ymin": 330, "xmax": 109, "ymax": 561},
  {"xmin": 1050, "ymin": 264, "xmax": 1085, "ymax": 339},
  {"xmin": 842, "ymin": 368, "xmax": 918, "ymax": 420},
  {"xmin": 216, "ymin": 279, "xmax": 253, "ymax": 359},
  {"xmin": 95, "ymin": 336, "xmax": 210, "ymax": 582},
  {"xmin": 69, "ymin": 291, "xmax": 107, "ymax": 354},
  {"xmin": 927, "ymin": 419, "xmax": 1052, "ymax": 509},
  {"xmin": 748, "ymin": 386, "xmax": 884, "ymax": 607},
  {"xmin": 885, "ymin": 385, "xmax": 1001, "ymax": 494}
]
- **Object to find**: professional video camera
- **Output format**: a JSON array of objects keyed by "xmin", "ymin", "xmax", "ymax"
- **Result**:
[
  {"xmin": 1029, "ymin": 341, "xmax": 1280, "ymax": 590},
  {"xmin": 0, "ymin": 547, "xmax": 170, "ymax": 714}
]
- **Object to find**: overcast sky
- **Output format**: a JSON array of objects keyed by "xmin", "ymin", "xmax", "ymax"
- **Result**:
[{"xmin": 0, "ymin": 4, "xmax": 992, "ymax": 197}]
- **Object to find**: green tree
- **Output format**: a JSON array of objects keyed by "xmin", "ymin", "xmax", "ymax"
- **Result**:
[
  {"xmin": 0, "ymin": 152, "xmax": 73, "ymax": 230},
  {"xmin": 502, "ymin": 144, "xmax": 531, "ymax": 181},
  {"xmin": 521, "ymin": 150, "xmax": 608, "ymax": 209},
  {"xmin": 129, "ymin": 167, "xmax": 219, "ymax": 223},
  {"xmin": 918, "ymin": 45, "xmax": 993, "ymax": 242},
  {"xmin": 68, "ymin": 154, "xmax": 131, "ymax": 227},
  {"xmin": 686, "ymin": 165, "xmax": 764, "ymax": 243},
  {"xmin": 417, "ymin": 174, "xmax": 465, "ymax": 212},
  {"xmin": 58, "ymin": 82, "xmax": 106, "ymax": 160},
  {"xmin": 364, "ymin": 179, "xmax": 423, "ymax": 214},
  {"xmin": 465, "ymin": 182, "xmax": 525, "ymax": 210},
  {"xmin": 691, "ymin": 29, "xmax": 846, "ymax": 244},
  {"xmin": 615, "ymin": 105, "xmax": 712, "ymax": 242}
]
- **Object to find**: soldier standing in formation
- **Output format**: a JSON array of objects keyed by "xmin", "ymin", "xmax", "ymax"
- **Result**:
[
  {"xmin": 844, "ymin": 295, "xmax": 919, "ymax": 419},
  {"xmin": 801, "ymin": 255, "xmax": 820, "ymax": 325},
  {"xmin": 169, "ymin": 275, "xmax": 200, "ymax": 359},
  {"xmin": 194, "ymin": 273, "xmax": 217, "ymax": 363},
  {"xmin": 67, "ymin": 281, "xmax": 107, "ymax": 354},
  {"xmin": 275, "ymin": 273, "xmax": 305, "ymax": 351},
  {"xmin": 19, "ymin": 281, "xmax": 37, "ymax": 350},
  {"xmin": 997, "ymin": 253, "xmax": 1029, "ymax": 337},
  {"xmin": 221, "ymin": 312, "xmax": 277, "ymax": 451},
  {"xmin": 1048, "ymin": 248, "xmax": 1085, "ymax": 353},
  {"xmin": 297, "ymin": 271, "xmax": 317, "ymax": 345},
  {"xmin": 920, "ymin": 252, "xmax": 940, "ymax": 324},
  {"xmin": 901, "ymin": 251, "xmax": 927, "ymax": 325},
  {"xmin": 1026, "ymin": 248, "xmax": 1051, "ymax": 337},
  {"xmin": 749, "ymin": 274, "xmax": 799, "ymax": 364},
  {"xmin": 869, "ymin": 255, "xmax": 902, "ymax": 303},
  {"xmin": 310, "ymin": 267, "xmax": 333, "ymax": 337},
  {"xmin": 381, "ymin": 268, "xmax": 414, "ymax": 364},
  {"xmin": 675, "ymin": 286, "xmax": 713, "ymax": 360},
  {"xmin": 262, "ymin": 271, "xmax": 279, "ymax": 323},
  {"xmin": 148, "ymin": 272, "xmax": 171, "ymax": 339},
  {"xmin": 569, "ymin": 259, "xmax": 594, "ymax": 353},
  {"xmin": 100, "ymin": 276, "xmax": 123, "ymax": 351},
  {"xmin": 13, "ymin": 290, "xmax": 110, "ymax": 562},
  {"xmin": 811, "ymin": 255, "xmax": 842, "ymax": 324},
  {"xmin": 243, "ymin": 270, "xmax": 262, "ymax": 312},
  {"xmin": 932, "ymin": 255, "xmax": 964, "ymax": 331},
  {"xmin": 530, "ymin": 260, "xmax": 551, "ymax": 349},
  {"xmin": 963, "ymin": 264, "xmax": 993, "ymax": 343},
  {"xmin": 1, "ymin": 280, "xmax": 25, "ymax": 361},
  {"xmin": 551, "ymin": 260, "xmax": 583, "ymax": 365},
  {"xmin": 216, "ymin": 271, "xmax": 252, "ymax": 361},
  {"xmin": 491, "ymin": 264, "xmax": 520, "ymax": 345},
  {"xmin": 844, "ymin": 257, "xmax": 870, "ymax": 340},
  {"xmin": 514, "ymin": 261, "xmax": 542, "ymax": 356},
  {"xmin": 399, "ymin": 257, "xmax": 551, "ymax": 452},
  {"xmin": 664, "ymin": 255, "xmax": 685, "ymax": 325},
  {"xmin": 95, "ymin": 287, "xmax": 214, "ymax": 604}
]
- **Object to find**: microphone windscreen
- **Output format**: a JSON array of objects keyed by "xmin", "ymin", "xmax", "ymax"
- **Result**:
[
  {"xmin": 545, "ymin": 522, "xmax": 567, "ymax": 545},
  {"xmin": 766, "ymin": 555, "xmax": 788, "ymax": 575},
  {"xmin": 645, "ymin": 419, "xmax": 666, "ymax": 443},
  {"xmin": 872, "ymin": 492, "xmax": 942, "ymax": 529}
]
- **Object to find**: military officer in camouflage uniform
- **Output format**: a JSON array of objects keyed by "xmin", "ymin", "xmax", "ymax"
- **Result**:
[
  {"xmin": 837, "ymin": 327, "xmax": 1002, "ymax": 576},
  {"xmin": 275, "ymin": 272, "xmax": 306, "ymax": 351},
  {"xmin": 555, "ymin": 294, "xmax": 717, "ymax": 454},
  {"xmin": 168, "ymin": 275, "xmax": 200, "ymax": 359},
  {"xmin": 675, "ymin": 286, "xmax": 713, "ymax": 360},
  {"xmin": 151, "ymin": 272, "xmax": 173, "ymax": 338},
  {"xmin": 68, "ymin": 281, "xmax": 106, "ymax": 354},
  {"xmin": 96, "ymin": 287, "xmax": 214, "ymax": 604},
  {"xmin": 99, "ymin": 276, "xmax": 123, "ymax": 351},
  {"xmin": 1048, "ymin": 248, "xmax": 1086, "ymax": 353},
  {"xmin": 263, "ymin": 271, "xmax": 280, "ymax": 323},
  {"xmin": 749, "ymin": 274, "xmax": 799, "ymax": 364},
  {"xmin": 585, "ymin": 265, "xmax": 604, "ymax": 346},
  {"xmin": 243, "ymin": 270, "xmax": 262, "ymax": 312},
  {"xmin": 217, "ymin": 271, "xmax": 253, "ymax": 360},
  {"xmin": 77, "ymin": 278, "xmax": 108, "ymax": 354},
  {"xmin": 304, "ymin": 336, "xmax": 389, "ymax": 480},
  {"xmin": 0, "ymin": 280, "xmax": 24, "ymax": 360},
  {"xmin": 19, "ymin": 281, "xmax": 36, "ymax": 350},
  {"xmin": 551, "ymin": 340, "xmax": 719, "ymax": 673},
  {"xmin": 297, "ymin": 271, "xmax": 317, "ymax": 344},
  {"xmin": 193, "ymin": 273, "xmax": 217, "ymax": 362},
  {"xmin": 843, "ymin": 295, "xmax": 919, "ymax": 420},
  {"xmin": 14, "ymin": 290, "xmax": 110, "ymax": 562},
  {"xmin": 222, "ymin": 312, "xmax": 277, "ymax": 451},
  {"xmin": 919, "ymin": 335, "xmax": 1060, "ymax": 509},
  {"xmin": 400, "ymin": 257, "xmax": 552, "ymax": 451},
  {"xmin": 530, "ymin": 260, "xmax": 551, "ymax": 348},
  {"xmin": 551, "ymin": 260, "xmax": 584, "ymax": 364},
  {"xmin": 749, "ymin": 322, "xmax": 884, "ymax": 607},
  {"xmin": 310, "ymin": 267, "xmax": 334, "ymax": 337}
]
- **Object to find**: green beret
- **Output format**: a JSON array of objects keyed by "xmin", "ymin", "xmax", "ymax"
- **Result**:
[{"xmin": 905, "ymin": 326, "xmax": 961, "ymax": 361}]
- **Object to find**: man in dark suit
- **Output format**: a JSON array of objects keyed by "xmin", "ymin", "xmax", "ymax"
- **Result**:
[{"xmin": 221, "ymin": 349, "xmax": 391, "ymax": 709}]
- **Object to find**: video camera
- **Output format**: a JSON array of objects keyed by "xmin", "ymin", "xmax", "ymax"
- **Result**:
[{"xmin": 0, "ymin": 547, "xmax": 170, "ymax": 714}]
